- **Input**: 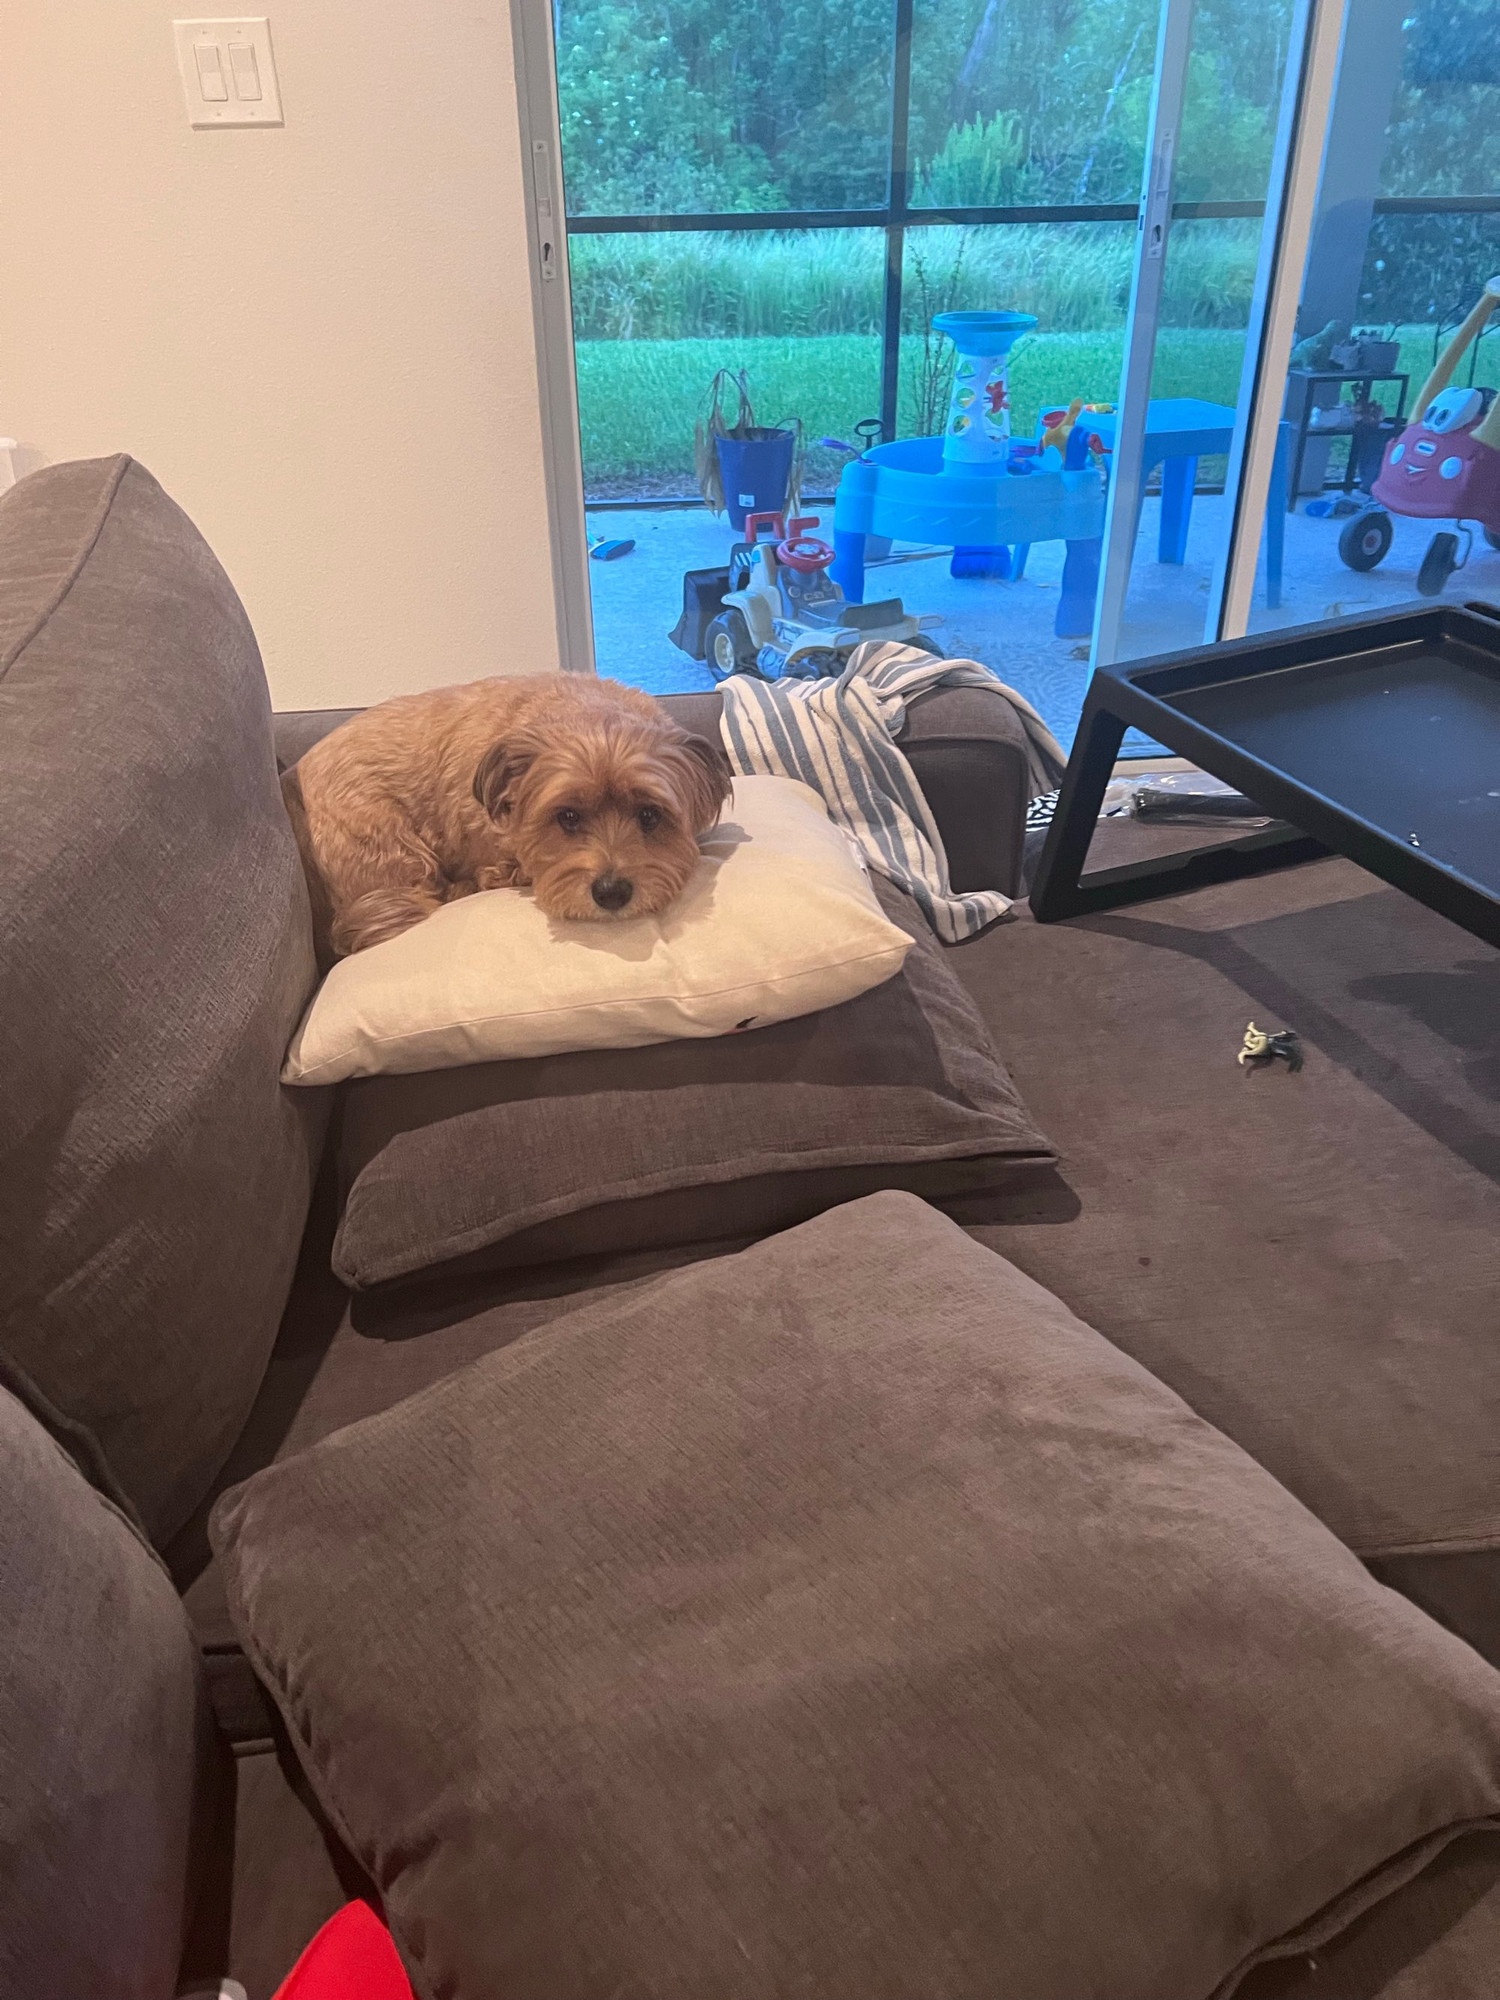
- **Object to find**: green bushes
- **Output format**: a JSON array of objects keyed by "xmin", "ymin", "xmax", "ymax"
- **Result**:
[{"xmin": 913, "ymin": 114, "xmax": 1027, "ymax": 208}]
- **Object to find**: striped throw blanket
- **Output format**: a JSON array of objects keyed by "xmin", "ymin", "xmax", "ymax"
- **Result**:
[{"xmin": 718, "ymin": 642, "xmax": 1067, "ymax": 943}]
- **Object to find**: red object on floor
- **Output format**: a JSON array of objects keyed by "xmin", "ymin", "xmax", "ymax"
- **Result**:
[{"xmin": 272, "ymin": 1900, "xmax": 416, "ymax": 2000}]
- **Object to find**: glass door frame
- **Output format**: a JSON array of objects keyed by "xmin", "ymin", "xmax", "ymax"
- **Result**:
[
  {"xmin": 1213, "ymin": 0, "xmax": 1351, "ymax": 640},
  {"xmin": 1089, "ymin": 0, "xmax": 1198, "ymax": 670},
  {"xmin": 1090, "ymin": 0, "xmax": 1351, "ymax": 668},
  {"xmin": 511, "ymin": 0, "xmax": 597, "ymax": 672}
]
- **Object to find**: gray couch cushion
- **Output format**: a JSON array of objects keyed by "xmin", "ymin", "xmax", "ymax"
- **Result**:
[
  {"xmin": 214, "ymin": 1193, "xmax": 1500, "ymax": 2000},
  {"xmin": 1, "ymin": 1385, "xmax": 212, "ymax": 1998},
  {"xmin": 0, "ymin": 456, "xmax": 326, "ymax": 1544},
  {"xmin": 330, "ymin": 877, "xmax": 1055, "ymax": 1286}
]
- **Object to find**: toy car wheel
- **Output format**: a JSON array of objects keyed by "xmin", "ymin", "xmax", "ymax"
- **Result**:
[
  {"xmin": 907, "ymin": 635, "xmax": 946, "ymax": 658},
  {"xmin": 1484, "ymin": 527, "xmax": 1500, "ymax": 552},
  {"xmin": 704, "ymin": 610, "xmax": 755, "ymax": 681},
  {"xmin": 1338, "ymin": 510, "xmax": 1392, "ymax": 571},
  {"xmin": 1417, "ymin": 531, "xmax": 1460, "ymax": 597},
  {"xmin": 783, "ymin": 649, "xmax": 840, "ymax": 680}
]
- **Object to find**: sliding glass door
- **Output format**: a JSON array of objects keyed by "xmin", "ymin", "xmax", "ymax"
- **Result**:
[{"xmin": 512, "ymin": 0, "xmax": 1499, "ymax": 748}]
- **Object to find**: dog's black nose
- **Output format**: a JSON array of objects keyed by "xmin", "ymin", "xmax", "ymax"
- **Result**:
[{"xmin": 591, "ymin": 874, "xmax": 634, "ymax": 911}]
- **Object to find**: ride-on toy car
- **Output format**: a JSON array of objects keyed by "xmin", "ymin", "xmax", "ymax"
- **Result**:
[
  {"xmin": 1337, "ymin": 276, "xmax": 1500, "ymax": 595},
  {"xmin": 702, "ymin": 512, "xmax": 942, "ymax": 681}
]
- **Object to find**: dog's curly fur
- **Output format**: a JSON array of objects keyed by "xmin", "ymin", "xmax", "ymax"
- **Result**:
[{"xmin": 283, "ymin": 675, "xmax": 733, "ymax": 961}]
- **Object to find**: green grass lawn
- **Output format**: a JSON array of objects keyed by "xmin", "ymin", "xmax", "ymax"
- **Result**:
[
  {"xmin": 577, "ymin": 328, "xmax": 1251, "ymax": 496},
  {"xmin": 578, "ymin": 333, "xmax": 881, "ymax": 497},
  {"xmin": 576, "ymin": 324, "xmax": 1484, "ymax": 498}
]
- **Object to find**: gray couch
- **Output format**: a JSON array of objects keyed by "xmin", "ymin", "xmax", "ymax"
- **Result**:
[{"xmin": 5, "ymin": 455, "xmax": 1500, "ymax": 1999}]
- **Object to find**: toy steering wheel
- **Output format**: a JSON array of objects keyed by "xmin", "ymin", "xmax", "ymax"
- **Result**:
[{"xmin": 777, "ymin": 534, "xmax": 835, "ymax": 573}]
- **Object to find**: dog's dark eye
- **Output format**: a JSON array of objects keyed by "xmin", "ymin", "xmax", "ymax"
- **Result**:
[
  {"xmin": 556, "ymin": 808, "xmax": 583, "ymax": 834},
  {"xmin": 637, "ymin": 805, "xmax": 663, "ymax": 833}
]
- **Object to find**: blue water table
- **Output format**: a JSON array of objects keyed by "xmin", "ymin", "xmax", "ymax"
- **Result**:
[{"xmin": 831, "ymin": 310, "xmax": 1108, "ymax": 638}]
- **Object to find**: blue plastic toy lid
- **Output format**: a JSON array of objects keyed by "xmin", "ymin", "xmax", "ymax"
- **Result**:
[{"xmin": 932, "ymin": 310, "xmax": 1038, "ymax": 353}]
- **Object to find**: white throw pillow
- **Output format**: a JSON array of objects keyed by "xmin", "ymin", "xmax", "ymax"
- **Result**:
[{"xmin": 282, "ymin": 776, "xmax": 912, "ymax": 1084}]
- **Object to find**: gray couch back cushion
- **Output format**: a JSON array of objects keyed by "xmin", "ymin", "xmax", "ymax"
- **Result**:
[
  {"xmin": 0, "ymin": 456, "xmax": 325, "ymax": 1544},
  {"xmin": 0, "ymin": 1384, "xmax": 211, "ymax": 1997}
]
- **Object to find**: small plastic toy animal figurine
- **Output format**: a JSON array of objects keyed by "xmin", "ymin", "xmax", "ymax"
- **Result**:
[{"xmin": 1238, "ymin": 1022, "xmax": 1304, "ymax": 1073}]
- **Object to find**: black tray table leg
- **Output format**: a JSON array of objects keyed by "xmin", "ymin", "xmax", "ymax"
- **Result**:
[
  {"xmin": 1028, "ymin": 683, "xmax": 1126, "ymax": 923},
  {"xmin": 1030, "ymin": 681, "xmax": 1329, "ymax": 925}
]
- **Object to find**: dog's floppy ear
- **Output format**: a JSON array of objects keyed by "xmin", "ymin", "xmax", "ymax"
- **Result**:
[
  {"xmin": 678, "ymin": 734, "xmax": 734, "ymax": 831},
  {"xmin": 473, "ymin": 741, "xmax": 532, "ymax": 821}
]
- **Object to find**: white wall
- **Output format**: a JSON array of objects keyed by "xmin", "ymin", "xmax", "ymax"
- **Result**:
[{"xmin": 0, "ymin": 2, "xmax": 562, "ymax": 707}]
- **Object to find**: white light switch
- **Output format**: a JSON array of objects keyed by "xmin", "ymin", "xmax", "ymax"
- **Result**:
[
  {"xmin": 173, "ymin": 19, "xmax": 282, "ymax": 126},
  {"xmin": 228, "ymin": 41, "xmax": 262, "ymax": 99},
  {"xmin": 194, "ymin": 42, "xmax": 229, "ymax": 99}
]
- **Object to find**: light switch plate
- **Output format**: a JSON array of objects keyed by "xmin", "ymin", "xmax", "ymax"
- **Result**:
[{"xmin": 173, "ymin": 19, "xmax": 282, "ymax": 127}]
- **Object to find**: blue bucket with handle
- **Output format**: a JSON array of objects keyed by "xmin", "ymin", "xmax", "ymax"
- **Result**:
[{"xmin": 716, "ymin": 428, "xmax": 796, "ymax": 530}]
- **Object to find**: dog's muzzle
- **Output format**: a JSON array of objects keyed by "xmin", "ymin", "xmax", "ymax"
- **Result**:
[{"xmin": 591, "ymin": 874, "xmax": 634, "ymax": 912}]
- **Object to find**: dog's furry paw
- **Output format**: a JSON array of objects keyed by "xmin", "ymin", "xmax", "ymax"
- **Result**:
[{"xmin": 475, "ymin": 862, "xmax": 524, "ymax": 891}]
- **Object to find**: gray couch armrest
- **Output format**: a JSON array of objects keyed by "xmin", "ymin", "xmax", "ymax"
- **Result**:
[
  {"xmin": 896, "ymin": 685, "xmax": 1029, "ymax": 900},
  {"xmin": 275, "ymin": 681, "xmax": 1030, "ymax": 903},
  {"xmin": 274, "ymin": 709, "xmax": 361, "ymax": 769}
]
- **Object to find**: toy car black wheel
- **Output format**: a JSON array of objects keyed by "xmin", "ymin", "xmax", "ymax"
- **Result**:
[
  {"xmin": 1484, "ymin": 527, "xmax": 1500, "ymax": 552},
  {"xmin": 785, "ymin": 649, "xmax": 840, "ymax": 680},
  {"xmin": 704, "ymin": 610, "xmax": 755, "ymax": 681},
  {"xmin": 1417, "ymin": 531, "xmax": 1460, "ymax": 597},
  {"xmin": 1338, "ymin": 510, "xmax": 1392, "ymax": 571}
]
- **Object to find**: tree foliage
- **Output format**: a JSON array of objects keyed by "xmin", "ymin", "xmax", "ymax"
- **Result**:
[
  {"xmin": 556, "ymin": 0, "xmax": 1309, "ymax": 212},
  {"xmin": 554, "ymin": 0, "xmax": 1500, "ymax": 322}
]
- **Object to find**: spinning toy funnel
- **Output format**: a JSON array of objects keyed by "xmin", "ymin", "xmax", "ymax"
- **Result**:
[{"xmin": 933, "ymin": 310, "xmax": 1038, "ymax": 466}]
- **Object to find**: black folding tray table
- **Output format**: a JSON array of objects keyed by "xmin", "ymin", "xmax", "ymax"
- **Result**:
[{"xmin": 1029, "ymin": 602, "xmax": 1500, "ymax": 950}]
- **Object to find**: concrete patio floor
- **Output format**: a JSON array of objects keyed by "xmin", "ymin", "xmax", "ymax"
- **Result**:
[{"xmin": 584, "ymin": 494, "xmax": 1500, "ymax": 754}]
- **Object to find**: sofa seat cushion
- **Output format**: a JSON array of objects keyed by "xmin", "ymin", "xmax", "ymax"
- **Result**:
[
  {"xmin": 213, "ymin": 1193, "xmax": 1500, "ymax": 2000},
  {"xmin": 0, "ymin": 456, "xmax": 325, "ymax": 1543},
  {"xmin": 328, "ymin": 876, "xmax": 1054, "ymax": 1287},
  {"xmin": 954, "ymin": 844, "xmax": 1500, "ymax": 1656}
]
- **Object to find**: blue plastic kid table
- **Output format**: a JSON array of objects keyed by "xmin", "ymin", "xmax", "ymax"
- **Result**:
[
  {"xmin": 831, "ymin": 402, "xmax": 1292, "ymax": 635},
  {"xmin": 1085, "ymin": 401, "xmax": 1291, "ymax": 607},
  {"xmin": 831, "ymin": 435, "xmax": 1108, "ymax": 638},
  {"xmin": 1087, "ymin": 399, "xmax": 1234, "ymax": 563}
]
